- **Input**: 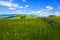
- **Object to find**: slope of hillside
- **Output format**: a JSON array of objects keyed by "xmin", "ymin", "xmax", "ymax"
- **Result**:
[
  {"xmin": 10, "ymin": 14, "xmax": 40, "ymax": 19},
  {"xmin": 54, "ymin": 16, "xmax": 60, "ymax": 23},
  {"xmin": 0, "ymin": 18, "xmax": 60, "ymax": 40},
  {"xmin": 0, "ymin": 14, "xmax": 16, "ymax": 19},
  {"xmin": 0, "ymin": 14, "xmax": 40, "ymax": 19}
]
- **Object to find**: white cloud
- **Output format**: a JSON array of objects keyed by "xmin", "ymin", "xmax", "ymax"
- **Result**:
[
  {"xmin": 24, "ymin": 5, "xmax": 29, "ymax": 8},
  {"xmin": 18, "ymin": 5, "xmax": 29, "ymax": 8},
  {"xmin": 22, "ymin": 0, "xmax": 27, "ymax": 2},
  {"xmin": 18, "ymin": 6, "xmax": 24, "ymax": 8},
  {"xmin": 16, "ymin": 10, "xmax": 27, "ymax": 14},
  {"xmin": 32, "ymin": 10, "xmax": 60, "ymax": 16},
  {"xmin": 37, "ymin": 11, "xmax": 41, "ymax": 13},
  {"xmin": 54, "ymin": 11, "xmax": 60, "ymax": 16},
  {"xmin": 9, "ymin": 7, "xmax": 16, "ymax": 10},
  {"xmin": 32, "ymin": 10, "xmax": 52, "ymax": 17},
  {"xmin": 32, "ymin": 11, "xmax": 41, "ymax": 13},
  {"xmin": 0, "ymin": 1, "xmax": 29, "ymax": 10},
  {"xmin": 0, "ymin": 1, "xmax": 20, "ymax": 8},
  {"xmin": 9, "ymin": 0, "xmax": 13, "ymax": 2},
  {"xmin": 32, "ymin": 6, "xmax": 53, "ymax": 16},
  {"xmin": 32, "ymin": 11, "xmax": 36, "ymax": 13},
  {"xmin": 46, "ymin": 6, "xmax": 53, "ymax": 11},
  {"xmin": 0, "ymin": 0, "xmax": 13, "ymax": 2},
  {"xmin": 58, "ymin": 6, "xmax": 60, "ymax": 10},
  {"xmin": 33, "ymin": 6, "xmax": 53, "ymax": 16}
]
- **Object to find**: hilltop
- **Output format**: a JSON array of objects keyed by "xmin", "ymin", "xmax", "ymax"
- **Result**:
[
  {"xmin": 0, "ymin": 16, "xmax": 60, "ymax": 40},
  {"xmin": 0, "ymin": 14, "xmax": 40, "ymax": 19}
]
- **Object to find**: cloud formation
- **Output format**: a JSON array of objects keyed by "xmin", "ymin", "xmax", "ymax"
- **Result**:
[
  {"xmin": 22, "ymin": 0, "xmax": 27, "ymax": 2},
  {"xmin": 46, "ymin": 6, "xmax": 53, "ymax": 11},
  {"xmin": 58, "ymin": 6, "xmax": 60, "ymax": 10},
  {"xmin": 0, "ymin": 1, "xmax": 20, "ymax": 9},
  {"xmin": 8, "ymin": 0, "xmax": 13, "ymax": 2},
  {"xmin": 0, "ymin": 1, "xmax": 29, "ymax": 10},
  {"xmin": 32, "ymin": 6, "xmax": 54, "ymax": 16},
  {"xmin": 54, "ymin": 11, "xmax": 60, "ymax": 16},
  {"xmin": 9, "ymin": 7, "xmax": 16, "ymax": 10},
  {"xmin": 24, "ymin": 5, "xmax": 29, "ymax": 8},
  {"xmin": 32, "ymin": 10, "xmax": 51, "ymax": 16}
]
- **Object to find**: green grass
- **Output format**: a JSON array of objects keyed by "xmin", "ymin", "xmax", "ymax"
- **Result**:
[
  {"xmin": 0, "ymin": 18, "xmax": 60, "ymax": 40},
  {"xmin": 54, "ymin": 16, "xmax": 60, "ymax": 23}
]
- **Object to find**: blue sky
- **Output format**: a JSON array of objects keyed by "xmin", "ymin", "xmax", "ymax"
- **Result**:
[{"xmin": 0, "ymin": 0, "xmax": 60, "ymax": 16}]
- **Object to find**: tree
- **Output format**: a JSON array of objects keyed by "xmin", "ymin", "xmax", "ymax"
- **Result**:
[
  {"xmin": 20, "ymin": 15, "xmax": 26, "ymax": 19},
  {"xmin": 48, "ymin": 15, "xmax": 55, "ymax": 24}
]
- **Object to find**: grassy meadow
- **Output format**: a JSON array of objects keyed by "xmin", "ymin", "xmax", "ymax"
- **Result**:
[
  {"xmin": 0, "ymin": 18, "xmax": 60, "ymax": 40},
  {"xmin": 54, "ymin": 16, "xmax": 60, "ymax": 23}
]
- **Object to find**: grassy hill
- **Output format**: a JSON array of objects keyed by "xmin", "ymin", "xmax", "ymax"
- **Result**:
[
  {"xmin": 0, "ymin": 18, "xmax": 60, "ymax": 40},
  {"xmin": 10, "ymin": 14, "xmax": 40, "ymax": 19},
  {"xmin": 54, "ymin": 16, "xmax": 60, "ymax": 23},
  {"xmin": 0, "ymin": 14, "xmax": 40, "ymax": 19}
]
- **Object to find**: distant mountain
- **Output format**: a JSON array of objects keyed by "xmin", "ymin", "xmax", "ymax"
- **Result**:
[
  {"xmin": 0, "ymin": 14, "xmax": 15, "ymax": 16},
  {"xmin": 0, "ymin": 14, "xmax": 40, "ymax": 19},
  {"xmin": 10, "ymin": 14, "xmax": 40, "ymax": 19},
  {"xmin": 0, "ymin": 14, "xmax": 16, "ymax": 19}
]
